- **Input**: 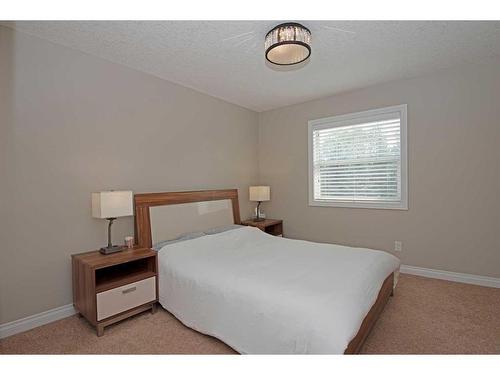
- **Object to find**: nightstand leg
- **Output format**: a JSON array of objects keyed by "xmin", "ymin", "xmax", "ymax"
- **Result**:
[
  {"xmin": 97, "ymin": 325, "xmax": 104, "ymax": 337},
  {"xmin": 151, "ymin": 303, "xmax": 157, "ymax": 314}
]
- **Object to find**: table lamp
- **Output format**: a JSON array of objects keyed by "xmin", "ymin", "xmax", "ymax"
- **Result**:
[
  {"xmin": 249, "ymin": 186, "xmax": 270, "ymax": 222},
  {"xmin": 92, "ymin": 190, "xmax": 133, "ymax": 254}
]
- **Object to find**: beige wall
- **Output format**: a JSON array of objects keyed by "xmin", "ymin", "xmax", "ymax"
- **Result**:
[
  {"xmin": 2, "ymin": 24, "xmax": 499, "ymax": 325},
  {"xmin": 0, "ymin": 26, "xmax": 259, "ymax": 323},
  {"xmin": 258, "ymin": 58, "xmax": 500, "ymax": 278}
]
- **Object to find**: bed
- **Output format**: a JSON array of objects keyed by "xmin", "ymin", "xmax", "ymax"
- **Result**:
[{"xmin": 134, "ymin": 189, "xmax": 400, "ymax": 354}]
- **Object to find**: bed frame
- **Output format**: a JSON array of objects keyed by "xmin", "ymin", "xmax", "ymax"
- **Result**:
[
  {"xmin": 133, "ymin": 188, "xmax": 393, "ymax": 354},
  {"xmin": 134, "ymin": 189, "xmax": 241, "ymax": 248}
]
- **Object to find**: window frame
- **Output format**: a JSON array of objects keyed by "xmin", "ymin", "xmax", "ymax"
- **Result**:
[{"xmin": 308, "ymin": 104, "xmax": 408, "ymax": 210}]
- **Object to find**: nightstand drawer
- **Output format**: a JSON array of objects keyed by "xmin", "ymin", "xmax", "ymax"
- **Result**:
[{"xmin": 96, "ymin": 276, "xmax": 156, "ymax": 321}]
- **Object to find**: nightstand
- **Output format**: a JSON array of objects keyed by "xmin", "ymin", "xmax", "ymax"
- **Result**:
[
  {"xmin": 241, "ymin": 219, "xmax": 283, "ymax": 237},
  {"xmin": 71, "ymin": 247, "xmax": 158, "ymax": 336}
]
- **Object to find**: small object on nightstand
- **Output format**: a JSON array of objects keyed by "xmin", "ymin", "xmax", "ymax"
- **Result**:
[
  {"xmin": 91, "ymin": 190, "xmax": 133, "ymax": 254},
  {"xmin": 249, "ymin": 186, "xmax": 270, "ymax": 222},
  {"xmin": 71, "ymin": 246, "xmax": 158, "ymax": 337},
  {"xmin": 124, "ymin": 236, "xmax": 134, "ymax": 249},
  {"xmin": 242, "ymin": 218, "xmax": 283, "ymax": 237}
]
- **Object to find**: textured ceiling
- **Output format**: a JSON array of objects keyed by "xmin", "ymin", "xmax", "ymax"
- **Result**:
[{"xmin": 4, "ymin": 21, "xmax": 500, "ymax": 111}]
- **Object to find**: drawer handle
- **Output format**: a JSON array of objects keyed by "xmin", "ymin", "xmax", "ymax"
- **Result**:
[{"xmin": 122, "ymin": 287, "xmax": 137, "ymax": 294}]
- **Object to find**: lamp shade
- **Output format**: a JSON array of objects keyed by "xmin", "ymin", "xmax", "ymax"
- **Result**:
[
  {"xmin": 92, "ymin": 191, "xmax": 133, "ymax": 219},
  {"xmin": 249, "ymin": 186, "xmax": 270, "ymax": 202}
]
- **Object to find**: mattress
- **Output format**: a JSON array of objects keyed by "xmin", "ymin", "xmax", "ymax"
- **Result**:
[{"xmin": 157, "ymin": 226, "xmax": 400, "ymax": 354}]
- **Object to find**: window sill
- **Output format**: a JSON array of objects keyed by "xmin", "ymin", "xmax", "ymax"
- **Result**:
[{"xmin": 309, "ymin": 200, "xmax": 408, "ymax": 210}]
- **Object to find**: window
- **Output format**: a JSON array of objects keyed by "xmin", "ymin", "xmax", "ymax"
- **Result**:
[{"xmin": 308, "ymin": 105, "xmax": 407, "ymax": 209}]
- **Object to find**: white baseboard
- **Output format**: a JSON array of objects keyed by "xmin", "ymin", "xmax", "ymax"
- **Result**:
[
  {"xmin": 400, "ymin": 265, "xmax": 500, "ymax": 288},
  {"xmin": 0, "ymin": 304, "xmax": 76, "ymax": 339}
]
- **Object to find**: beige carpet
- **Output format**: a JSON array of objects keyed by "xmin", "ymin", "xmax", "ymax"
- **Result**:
[{"xmin": 1, "ymin": 274, "xmax": 499, "ymax": 354}]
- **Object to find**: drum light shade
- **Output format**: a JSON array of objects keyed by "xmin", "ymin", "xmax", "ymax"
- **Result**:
[{"xmin": 265, "ymin": 23, "xmax": 311, "ymax": 66}]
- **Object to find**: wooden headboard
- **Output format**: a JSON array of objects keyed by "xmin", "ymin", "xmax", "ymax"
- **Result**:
[{"xmin": 134, "ymin": 189, "xmax": 241, "ymax": 248}]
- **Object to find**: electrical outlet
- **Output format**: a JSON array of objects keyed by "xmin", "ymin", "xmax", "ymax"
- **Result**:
[{"xmin": 394, "ymin": 241, "xmax": 403, "ymax": 252}]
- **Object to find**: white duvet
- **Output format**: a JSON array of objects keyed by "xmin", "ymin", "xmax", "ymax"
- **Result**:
[{"xmin": 158, "ymin": 226, "xmax": 400, "ymax": 354}]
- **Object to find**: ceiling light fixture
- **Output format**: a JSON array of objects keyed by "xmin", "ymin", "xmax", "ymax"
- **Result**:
[{"xmin": 265, "ymin": 23, "xmax": 311, "ymax": 66}]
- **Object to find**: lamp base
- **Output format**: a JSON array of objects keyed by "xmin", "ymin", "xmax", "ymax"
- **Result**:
[
  {"xmin": 252, "ymin": 217, "xmax": 265, "ymax": 222},
  {"xmin": 100, "ymin": 245, "xmax": 125, "ymax": 255}
]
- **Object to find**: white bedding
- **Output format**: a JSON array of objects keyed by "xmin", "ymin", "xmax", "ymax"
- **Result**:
[{"xmin": 157, "ymin": 226, "xmax": 400, "ymax": 354}]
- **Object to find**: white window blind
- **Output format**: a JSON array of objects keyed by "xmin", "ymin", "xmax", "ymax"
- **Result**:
[{"xmin": 308, "ymin": 105, "xmax": 407, "ymax": 209}]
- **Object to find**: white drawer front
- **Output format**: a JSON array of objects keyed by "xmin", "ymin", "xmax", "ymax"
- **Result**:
[{"xmin": 96, "ymin": 277, "xmax": 156, "ymax": 321}]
